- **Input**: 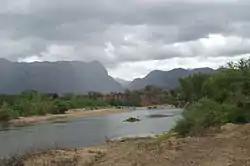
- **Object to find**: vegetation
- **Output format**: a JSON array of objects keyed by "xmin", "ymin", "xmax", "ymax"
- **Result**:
[
  {"xmin": 109, "ymin": 86, "xmax": 169, "ymax": 107},
  {"xmin": 154, "ymin": 132, "xmax": 177, "ymax": 143},
  {"xmin": 0, "ymin": 91, "xmax": 111, "ymax": 122},
  {"xmin": 173, "ymin": 58, "xmax": 250, "ymax": 136},
  {"xmin": 0, "ymin": 86, "xmax": 170, "ymax": 122}
]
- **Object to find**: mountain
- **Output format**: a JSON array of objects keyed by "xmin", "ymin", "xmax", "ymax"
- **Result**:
[
  {"xmin": 128, "ymin": 67, "xmax": 214, "ymax": 90},
  {"xmin": 115, "ymin": 78, "xmax": 131, "ymax": 88},
  {"xmin": 0, "ymin": 59, "xmax": 123, "ymax": 94}
]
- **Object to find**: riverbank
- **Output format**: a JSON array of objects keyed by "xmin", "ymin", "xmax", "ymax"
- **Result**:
[
  {"xmin": 4, "ymin": 123, "xmax": 250, "ymax": 166},
  {"xmin": 8, "ymin": 105, "xmax": 175, "ymax": 126},
  {"xmin": 9, "ymin": 108, "xmax": 128, "ymax": 126}
]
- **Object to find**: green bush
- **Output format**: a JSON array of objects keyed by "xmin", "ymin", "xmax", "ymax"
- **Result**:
[
  {"xmin": 13, "ymin": 100, "xmax": 35, "ymax": 116},
  {"xmin": 50, "ymin": 101, "xmax": 69, "ymax": 114},
  {"xmin": 34, "ymin": 101, "xmax": 55, "ymax": 115},
  {"xmin": 0, "ymin": 108, "xmax": 11, "ymax": 121},
  {"xmin": 173, "ymin": 118, "xmax": 195, "ymax": 136},
  {"xmin": 173, "ymin": 98, "xmax": 245, "ymax": 136},
  {"xmin": 0, "ymin": 103, "xmax": 16, "ymax": 121}
]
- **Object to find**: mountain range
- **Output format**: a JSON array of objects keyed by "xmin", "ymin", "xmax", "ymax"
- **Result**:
[
  {"xmin": 128, "ymin": 67, "xmax": 214, "ymax": 90},
  {"xmin": 115, "ymin": 78, "xmax": 131, "ymax": 88},
  {"xmin": 0, "ymin": 58, "xmax": 214, "ymax": 94},
  {"xmin": 0, "ymin": 59, "xmax": 122, "ymax": 94}
]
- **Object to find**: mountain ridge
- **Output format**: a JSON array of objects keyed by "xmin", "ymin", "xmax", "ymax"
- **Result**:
[
  {"xmin": 0, "ymin": 59, "xmax": 122, "ymax": 94},
  {"xmin": 0, "ymin": 58, "xmax": 216, "ymax": 93},
  {"xmin": 115, "ymin": 78, "xmax": 131, "ymax": 88},
  {"xmin": 128, "ymin": 67, "xmax": 214, "ymax": 90}
]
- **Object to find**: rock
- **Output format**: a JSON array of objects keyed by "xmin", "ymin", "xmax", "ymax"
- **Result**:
[{"xmin": 123, "ymin": 117, "xmax": 140, "ymax": 122}]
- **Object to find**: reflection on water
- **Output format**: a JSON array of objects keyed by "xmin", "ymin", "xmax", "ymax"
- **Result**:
[
  {"xmin": 0, "ymin": 123, "xmax": 11, "ymax": 131},
  {"xmin": 146, "ymin": 114, "xmax": 173, "ymax": 118},
  {"xmin": 0, "ymin": 108, "xmax": 182, "ymax": 158}
]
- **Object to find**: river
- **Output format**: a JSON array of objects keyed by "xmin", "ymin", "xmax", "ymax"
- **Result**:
[{"xmin": 0, "ymin": 108, "xmax": 182, "ymax": 158}]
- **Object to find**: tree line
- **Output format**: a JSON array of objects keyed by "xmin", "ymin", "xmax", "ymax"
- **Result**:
[
  {"xmin": 0, "ymin": 91, "xmax": 110, "ymax": 121},
  {"xmin": 173, "ymin": 58, "xmax": 250, "ymax": 135},
  {"xmin": 0, "ymin": 86, "xmax": 170, "ymax": 121}
]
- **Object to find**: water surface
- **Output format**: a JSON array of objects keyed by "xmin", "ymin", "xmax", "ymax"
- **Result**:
[{"xmin": 0, "ymin": 108, "xmax": 182, "ymax": 158}]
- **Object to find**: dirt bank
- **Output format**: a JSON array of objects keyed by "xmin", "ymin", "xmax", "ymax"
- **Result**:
[
  {"xmin": 9, "ymin": 123, "xmax": 250, "ymax": 166},
  {"xmin": 9, "ymin": 108, "xmax": 128, "ymax": 126}
]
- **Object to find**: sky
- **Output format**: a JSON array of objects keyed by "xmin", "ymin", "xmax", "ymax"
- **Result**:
[{"xmin": 1, "ymin": 0, "xmax": 250, "ymax": 81}]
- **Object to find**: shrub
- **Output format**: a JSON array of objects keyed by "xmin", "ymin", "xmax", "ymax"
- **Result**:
[
  {"xmin": 173, "ymin": 98, "xmax": 244, "ymax": 136},
  {"xmin": 172, "ymin": 118, "xmax": 195, "ymax": 136},
  {"xmin": 50, "ymin": 101, "xmax": 69, "ymax": 114},
  {"xmin": 14, "ymin": 100, "xmax": 35, "ymax": 116},
  {"xmin": 35, "ymin": 101, "xmax": 54, "ymax": 115},
  {"xmin": 0, "ymin": 108, "xmax": 11, "ymax": 121},
  {"xmin": 0, "ymin": 103, "xmax": 15, "ymax": 121}
]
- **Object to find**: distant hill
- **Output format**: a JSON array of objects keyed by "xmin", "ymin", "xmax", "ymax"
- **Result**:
[
  {"xmin": 0, "ymin": 59, "xmax": 123, "ymax": 94},
  {"xmin": 115, "ymin": 78, "xmax": 131, "ymax": 88},
  {"xmin": 128, "ymin": 68, "xmax": 214, "ymax": 90}
]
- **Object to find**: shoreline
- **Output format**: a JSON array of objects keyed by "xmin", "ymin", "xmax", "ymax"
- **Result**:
[
  {"xmin": 4, "ymin": 123, "xmax": 250, "ymax": 166},
  {"xmin": 7, "ymin": 105, "xmax": 175, "ymax": 126},
  {"xmin": 8, "ymin": 108, "xmax": 129, "ymax": 126}
]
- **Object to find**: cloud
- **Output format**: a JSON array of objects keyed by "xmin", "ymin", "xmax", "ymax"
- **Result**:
[
  {"xmin": 110, "ymin": 54, "xmax": 250, "ymax": 80},
  {"xmin": 1, "ymin": 0, "xmax": 250, "ymax": 79}
]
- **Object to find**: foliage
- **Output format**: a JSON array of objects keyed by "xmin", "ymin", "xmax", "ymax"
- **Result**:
[
  {"xmin": 0, "ymin": 92, "xmax": 111, "ymax": 121},
  {"xmin": 0, "ymin": 84, "xmax": 170, "ymax": 121},
  {"xmin": 173, "ymin": 58, "xmax": 250, "ymax": 135},
  {"xmin": 0, "ymin": 105, "xmax": 12, "ymax": 121},
  {"xmin": 50, "ymin": 101, "xmax": 69, "ymax": 114},
  {"xmin": 110, "ymin": 86, "xmax": 169, "ymax": 107},
  {"xmin": 173, "ymin": 98, "xmax": 243, "ymax": 135},
  {"xmin": 178, "ymin": 73, "xmax": 211, "ymax": 102},
  {"xmin": 0, "ymin": 102, "xmax": 19, "ymax": 121}
]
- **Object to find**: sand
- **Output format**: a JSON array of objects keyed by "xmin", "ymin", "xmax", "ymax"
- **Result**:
[{"xmin": 9, "ymin": 108, "xmax": 128, "ymax": 126}]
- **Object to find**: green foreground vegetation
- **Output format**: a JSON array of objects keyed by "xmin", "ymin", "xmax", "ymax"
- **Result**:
[
  {"xmin": 0, "ymin": 92, "xmax": 110, "ymax": 121},
  {"xmin": 173, "ymin": 58, "xmax": 250, "ymax": 136}
]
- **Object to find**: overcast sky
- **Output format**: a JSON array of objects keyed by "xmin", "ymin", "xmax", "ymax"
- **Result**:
[{"xmin": 1, "ymin": 0, "xmax": 250, "ymax": 80}]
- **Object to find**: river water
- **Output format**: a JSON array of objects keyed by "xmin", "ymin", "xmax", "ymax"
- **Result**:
[{"xmin": 0, "ymin": 108, "xmax": 182, "ymax": 158}]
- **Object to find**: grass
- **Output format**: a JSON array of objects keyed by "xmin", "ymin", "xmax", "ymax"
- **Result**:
[{"xmin": 153, "ymin": 132, "xmax": 177, "ymax": 143}]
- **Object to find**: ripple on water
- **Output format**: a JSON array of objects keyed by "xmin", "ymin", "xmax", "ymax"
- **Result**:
[{"xmin": 0, "ymin": 108, "xmax": 182, "ymax": 158}]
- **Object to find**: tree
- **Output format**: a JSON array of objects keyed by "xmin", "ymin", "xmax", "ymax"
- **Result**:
[
  {"xmin": 179, "ymin": 73, "xmax": 210, "ymax": 102},
  {"xmin": 174, "ymin": 58, "xmax": 250, "ymax": 135}
]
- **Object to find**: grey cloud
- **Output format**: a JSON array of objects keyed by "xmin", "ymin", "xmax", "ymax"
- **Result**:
[{"xmin": 1, "ymin": 0, "xmax": 250, "ymax": 67}]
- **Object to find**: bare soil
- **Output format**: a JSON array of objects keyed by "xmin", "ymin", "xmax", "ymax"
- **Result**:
[{"xmin": 17, "ymin": 123, "xmax": 250, "ymax": 166}]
